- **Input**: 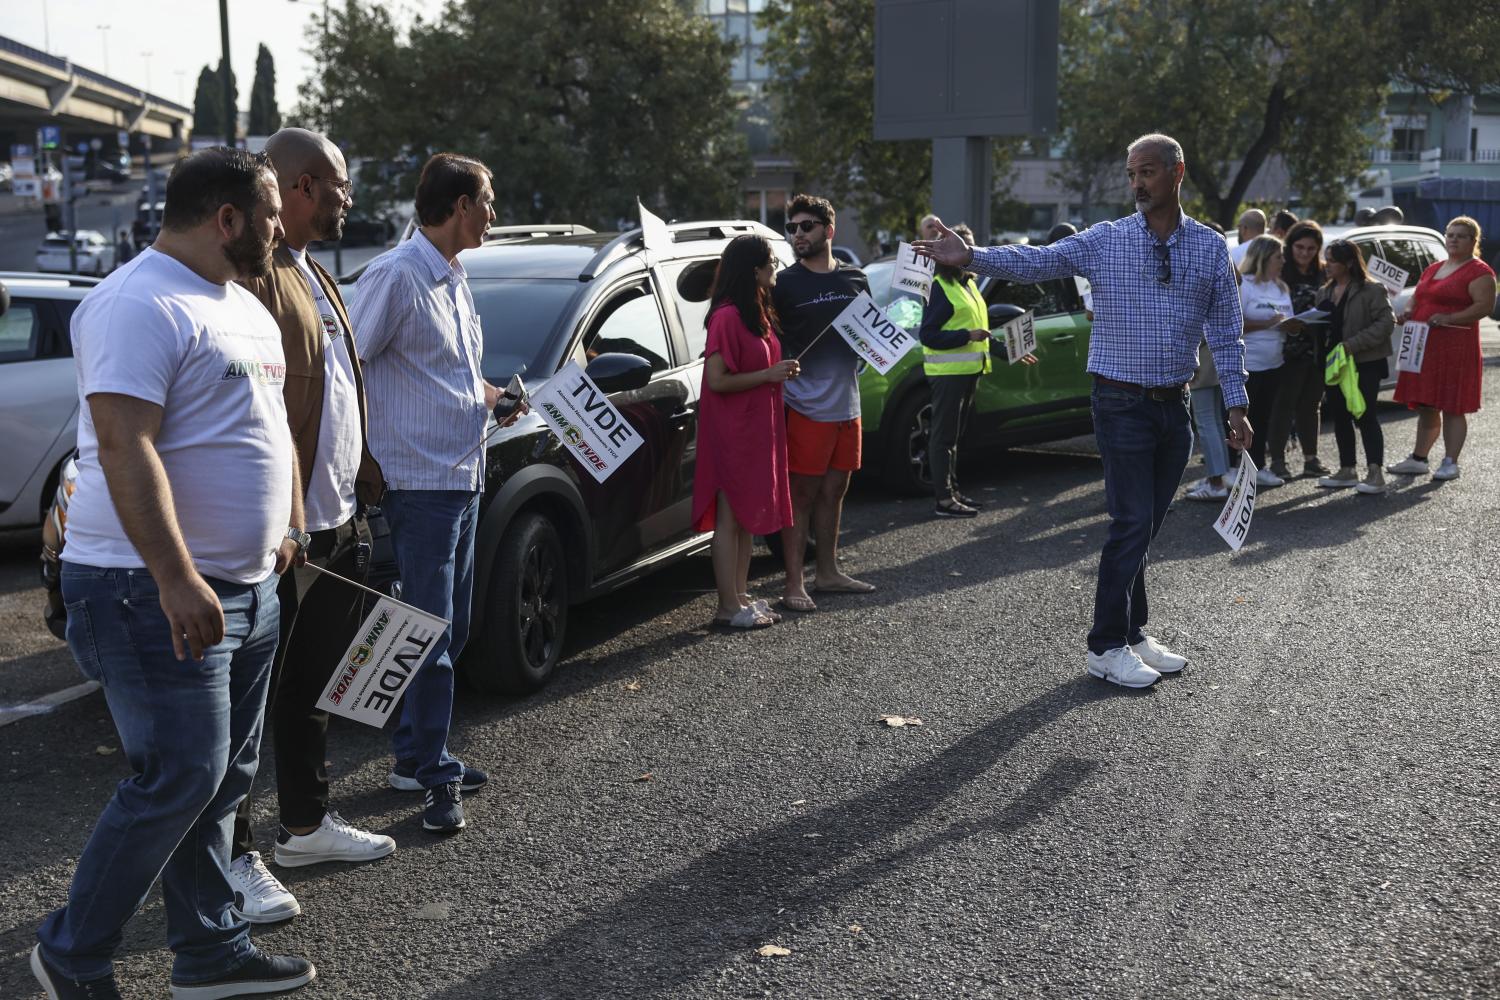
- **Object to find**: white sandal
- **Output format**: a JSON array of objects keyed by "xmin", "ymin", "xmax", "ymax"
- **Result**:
[{"xmin": 1184, "ymin": 481, "xmax": 1228, "ymax": 501}]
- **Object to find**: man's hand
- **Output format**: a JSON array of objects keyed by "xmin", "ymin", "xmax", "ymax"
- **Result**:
[
  {"xmin": 159, "ymin": 570, "xmax": 225, "ymax": 662},
  {"xmin": 274, "ymin": 536, "xmax": 305, "ymax": 575},
  {"xmin": 1227, "ymin": 406, "xmax": 1253, "ymax": 452},
  {"xmin": 498, "ymin": 401, "xmax": 529, "ymax": 428},
  {"xmin": 911, "ymin": 217, "xmax": 973, "ymax": 268},
  {"xmin": 483, "ymin": 381, "xmax": 502, "ymax": 410},
  {"xmin": 967, "ymin": 329, "xmax": 989, "ymax": 342}
]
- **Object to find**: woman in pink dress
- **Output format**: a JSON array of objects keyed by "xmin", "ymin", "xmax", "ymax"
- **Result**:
[
  {"xmin": 692, "ymin": 235, "xmax": 800, "ymax": 628},
  {"xmin": 1388, "ymin": 216, "xmax": 1498, "ymax": 481}
]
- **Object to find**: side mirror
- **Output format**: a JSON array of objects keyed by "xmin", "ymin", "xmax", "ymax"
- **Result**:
[
  {"xmin": 585, "ymin": 352, "xmax": 653, "ymax": 394},
  {"xmin": 988, "ymin": 302, "xmax": 1025, "ymax": 329}
]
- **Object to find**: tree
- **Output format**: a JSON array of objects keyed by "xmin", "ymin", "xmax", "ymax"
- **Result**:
[
  {"xmin": 192, "ymin": 66, "xmax": 222, "ymax": 139},
  {"xmin": 1056, "ymin": 0, "xmax": 1500, "ymax": 228},
  {"xmin": 249, "ymin": 44, "xmax": 281, "ymax": 135},
  {"xmin": 295, "ymin": 0, "xmax": 747, "ymax": 227}
]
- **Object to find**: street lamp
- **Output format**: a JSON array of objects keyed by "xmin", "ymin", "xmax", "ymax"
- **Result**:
[
  {"xmin": 141, "ymin": 51, "xmax": 153, "ymax": 96},
  {"xmin": 95, "ymin": 24, "xmax": 110, "ymax": 73}
]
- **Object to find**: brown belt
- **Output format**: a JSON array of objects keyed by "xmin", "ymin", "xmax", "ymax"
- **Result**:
[{"xmin": 1093, "ymin": 375, "xmax": 1187, "ymax": 401}]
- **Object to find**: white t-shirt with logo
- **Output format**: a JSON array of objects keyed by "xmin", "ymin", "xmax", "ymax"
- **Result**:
[
  {"xmin": 1239, "ymin": 276, "xmax": 1292, "ymax": 372},
  {"xmin": 289, "ymin": 247, "xmax": 362, "ymax": 532},
  {"xmin": 65, "ymin": 248, "xmax": 294, "ymax": 584}
]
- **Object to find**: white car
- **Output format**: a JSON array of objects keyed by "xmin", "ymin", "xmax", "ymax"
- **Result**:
[
  {"xmin": 0, "ymin": 272, "xmax": 97, "ymax": 528},
  {"xmin": 35, "ymin": 230, "xmax": 115, "ymax": 276}
]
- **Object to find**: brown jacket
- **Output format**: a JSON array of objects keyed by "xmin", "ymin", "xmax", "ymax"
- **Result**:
[
  {"xmin": 240, "ymin": 246, "xmax": 384, "ymax": 507},
  {"xmin": 1324, "ymin": 278, "xmax": 1394, "ymax": 365}
]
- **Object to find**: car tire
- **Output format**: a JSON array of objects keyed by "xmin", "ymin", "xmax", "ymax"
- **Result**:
[
  {"xmin": 882, "ymin": 386, "xmax": 934, "ymax": 496},
  {"xmin": 471, "ymin": 512, "xmax": 568, "ymax": 695}
]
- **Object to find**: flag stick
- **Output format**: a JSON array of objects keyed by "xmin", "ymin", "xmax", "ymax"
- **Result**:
[{"xmin": 303, "ymin": 562, "xmax": 452, "ymax": 625}]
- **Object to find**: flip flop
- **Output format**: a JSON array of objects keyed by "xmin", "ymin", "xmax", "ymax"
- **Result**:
[
  {"xmin": 741, "ymin": 598, "xmax": 782, "ymax": 623},
  {"xmin": 778, "ymin": 595, "xmax": 818, "ymax": 613},
  {"xmin": 711, "ymin": 606, "xmax": 774, "ymax": 630},
  {"xmin": 811, "ymin": 579, "xmax": 876, "ymax": 594}
]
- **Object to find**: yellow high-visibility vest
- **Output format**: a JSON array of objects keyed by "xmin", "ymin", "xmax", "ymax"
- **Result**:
[{"xmin": 923, "ymin": 274, "xmax": 992, "ymax": 376}]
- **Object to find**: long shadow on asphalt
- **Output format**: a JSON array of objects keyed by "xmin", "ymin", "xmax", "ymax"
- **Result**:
[{"xmin": 421, "ymin": 676, "xmax": 1121, "ymax": 1000}]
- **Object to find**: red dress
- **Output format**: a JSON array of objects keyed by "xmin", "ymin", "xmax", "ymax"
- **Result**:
[
  {"xmin": 1394, "ymin": 257, "xmax": 1495, "ymax": 414},
  {"xmin": 691, "ymin": 303, "xmax": 793, "ymax": 534}
]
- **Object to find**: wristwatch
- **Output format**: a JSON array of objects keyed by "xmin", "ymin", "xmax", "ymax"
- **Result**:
[{"xmin": 285, "ymin": 526, "xmax": 312, "ymax": 554}]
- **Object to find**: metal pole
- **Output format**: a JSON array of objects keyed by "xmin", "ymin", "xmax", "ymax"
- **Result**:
[
  {"xmin": 219, "ymin": 0, "xmax": 234, "ymax": 147},
  {"xmin": 325, "ymin": 0, "xmax": 343, "ymax": 276}
]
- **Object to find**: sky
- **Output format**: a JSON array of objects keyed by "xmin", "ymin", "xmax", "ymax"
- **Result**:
[{"xmin": 7, "ymin": 1, "xmax": 430, "ymax": 117}]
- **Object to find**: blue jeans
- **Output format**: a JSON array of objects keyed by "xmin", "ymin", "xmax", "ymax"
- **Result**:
[
  {"xmin": 1189, "ymin": 384, "xmax": 1230, "ymax": 479},
  {"xmin": 382, "ymin": 489, "xmax": 478, "ymax": 788},
  {"xmin": 38, "ymin": 564, "xmax": 279, "ymax": 984},
  {"xmin": 1088, "ymin": 384, "xmax": 1193, "ymax": 655}
]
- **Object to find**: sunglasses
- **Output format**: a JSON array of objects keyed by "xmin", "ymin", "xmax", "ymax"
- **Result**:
[
  {"xmin": 1153, "ymin": 242, "xmax": 1171, "ymax": 285},
  {"xmin": 784, "ymin": 220, "xmax": 826, "ymax": 235}
]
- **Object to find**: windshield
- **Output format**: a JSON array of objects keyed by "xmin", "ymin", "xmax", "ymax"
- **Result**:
[{"xmin": 469, "ymin": 278, "xmax": 578, "ymax": 382}]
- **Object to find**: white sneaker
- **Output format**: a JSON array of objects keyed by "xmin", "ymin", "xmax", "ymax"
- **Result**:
[
  {"xmin": 227, "ymin": 851, "xmax": 300, "ymax": 924},
  {"xmin": 1386, "ymin": 456, "xmax": 1430, "ymax": 476},
  {"xmin": 273, "ymin": 810, "xmax": 397, "ymax": 868},
  {"xmin": 1255, "ymin": 467, "xmax": 1285, "ymax": 488},
  {"xmin": 1085, "ymin": 647, "xmax": 1161, "ymax": 688},
  {"xmin": 1433, "ymin": 457, "xmax": 1460, "ymax": 481},
  {"xmin": 1131, "ymin": 636, "xmax": 1188, "ymax": 674}
]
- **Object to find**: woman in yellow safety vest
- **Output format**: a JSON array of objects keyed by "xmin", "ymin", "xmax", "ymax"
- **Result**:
[{"xmin": 917, "ymin": 223, "xmax": 1033, "ymax": 517}]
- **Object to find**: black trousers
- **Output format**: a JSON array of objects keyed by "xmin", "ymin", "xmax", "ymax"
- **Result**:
[
  {"xmin": 1325, "ymin": 358, "xmax": 1388, "ymax": 470},
  {"xmin": 1245, "ymin": 368, "xmax": 1281, "ymax": 470},
  {"xmin": 929, "ymin": 372, "xmax": 980, "ymax": 501},
  {"xmin": 233, "ymin": 518, "xmax": 367, "ymax": 854}
]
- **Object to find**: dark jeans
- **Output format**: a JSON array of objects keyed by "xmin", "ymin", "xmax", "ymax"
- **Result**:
[
  {"xmin": 1325, "ymin": 357, "xmax": 1388, "ymax": 468},
  {"xmin": 1268, "ymin": 354, "xmax": 1325, "ymax": 464},
  {"xmin": 39, "ymin": 565, "xmax": 278, "ymax": 984},
  {"xmin": 1088, "ymin": 382, "xmax": 1193, "ymax": 654},
  {"xmin": 1245, "ymin": 368, "xmax": 1281, "ymax": 469},
  {"xmin": 929, "ymin": 372, "xmax": 980, "ymax": 501},
  {"xmin": 233, "ymin": 518, "xmax": 365, "ymax": 854},
  {"xmin": 382, "ymin": 489, "xmax": 479, "ymax": 789}
]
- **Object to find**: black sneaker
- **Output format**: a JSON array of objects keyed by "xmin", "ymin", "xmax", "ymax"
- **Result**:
[
  {"xmin": 30, "ymin": 946, "xmax": 122, "ymax": 1000},
  {"xmin": 954, "ymin": 492, "xmax": 985, "ymax": 509},
  {"xmin": 934, "ymin": 499, "xmax": 978, "ymax": 518},
  {"xmin": 422, "ymin": 780, "xmax": 466, "ymax": 833},
  {"xmin": 389, "ymin": 760, "xmax": 488, "ymax": 794},
  {"xmin": 169, "ymin": 948, "xmax": 314, "ymax": 999}
]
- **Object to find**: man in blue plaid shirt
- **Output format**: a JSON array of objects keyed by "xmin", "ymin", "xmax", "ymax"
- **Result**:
[{"xmin": 916, "ymin": 133, "xmax": 1251, "ymax": 689}]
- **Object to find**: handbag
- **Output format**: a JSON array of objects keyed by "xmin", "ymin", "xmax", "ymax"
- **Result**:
[{"xmin": 1282, "ymin": 328, "xmax": 1314, "ymax": 362}]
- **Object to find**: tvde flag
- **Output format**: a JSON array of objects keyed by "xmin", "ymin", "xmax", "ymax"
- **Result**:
[
  {"xmin": 997, "ymin": 311, "xmax": 1038, "ymax": 365},
  {"xmin": 891, "ymin": 242, "xmax": 936, "ymax": 302},
  {"xmin": 828, "ymin": 292, "xmax": 921, "ymax": 376},
  {"xmin": 316, "ymin": 597, "xmax": 449, "ymax": 728},
  {"xmin": 1396, "ymin": 320, "xmax": 1429, "ymax": 374},
  {"xmin": 1213, "ymin": 452, "xmax": 1259, "ymax": 552},
  {"xmin": 1367, "ymin": 256, "xmax": 1409, "ymax": 297},
  {"xmin": 530, "ymin": 360, "xmax": 645, "ymax": 482}
]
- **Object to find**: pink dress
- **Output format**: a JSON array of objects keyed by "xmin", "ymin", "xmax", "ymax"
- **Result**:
[
  {"xmin": 691, "ymin": 303, "xmax": 793, "ymax": 534},
  {"xmin": 1393, "ymin": 257, "xmax": 1495, "ymax": 414}
]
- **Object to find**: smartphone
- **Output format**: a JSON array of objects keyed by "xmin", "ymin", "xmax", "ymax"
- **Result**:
[{"xmin": 491, "ymin": 373, "xmax": 528, "ymax": 422}]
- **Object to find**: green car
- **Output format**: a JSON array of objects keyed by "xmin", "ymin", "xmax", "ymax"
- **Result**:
[{"xmin": 857, "ymin": 257, "xmax": 1097, "ymax": 494}]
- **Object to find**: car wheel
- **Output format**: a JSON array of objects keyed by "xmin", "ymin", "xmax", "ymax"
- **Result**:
[
  {"xmin": 882, "ymin": 387, "xmax": 934, "ymax": 496},
  {"xmin": 471, "ymin": 512, "xmax": 568, "ymax": 694}
]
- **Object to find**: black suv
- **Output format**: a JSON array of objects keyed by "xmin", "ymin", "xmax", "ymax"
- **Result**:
[{"xmin": 343, "ymin": 220, "xmax": 792, "ymax": 694}]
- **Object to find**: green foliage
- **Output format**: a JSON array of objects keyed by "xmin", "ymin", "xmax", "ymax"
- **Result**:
[
  {"xmin": 249, "ymin": 44, "xmax": 281, "ymax": 136},
  {"xmin": 295, "ymin": 0, "xmax": 748, "ymax": 228},
  {"xmin": 192, "ymin": 66, "xmax": 221, "ymax": 139}
]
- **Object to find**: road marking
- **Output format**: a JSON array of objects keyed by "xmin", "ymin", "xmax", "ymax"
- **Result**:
[{"xmin": 0, "ymin": 681, "xmax": 102, "ymax": 728}]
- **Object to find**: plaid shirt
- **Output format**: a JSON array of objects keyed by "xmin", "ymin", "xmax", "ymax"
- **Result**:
[{"xmin": 970, "ymin": 211, "xmax": 1248, "ymax": 408}]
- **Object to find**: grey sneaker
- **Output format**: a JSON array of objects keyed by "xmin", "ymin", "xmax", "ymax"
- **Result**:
[
  {"xmin": 1317, "ymin": 466, "xmax": 1360, "ymax": 488},
  {"xmin": 1302, "ymin": 456, "xmax": 1330, "ymax": 478},
  {"xmin": 1355, "ymin": 466, "xmax": 1387, "ymax": 494},
  {"xmin": 226, "ymin": 851, "xmax": 300, "ymax": 924},
  {"xmin": 1433, "ymin": 457, "xmax": 1460, "ymax": 481},
  {"xmin": 1387, "ymin": 456, "xmax": 1430, "ymax": 476}
]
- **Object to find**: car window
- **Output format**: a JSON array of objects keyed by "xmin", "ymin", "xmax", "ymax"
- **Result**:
[
  {"xmin": 1385, "ymin": 239, "xmax": 1440, "ymax": 285},
  {"xmin": 984, "ymin": 276, "xmax": 1077, "ymax": 317},
  {"xmin": 418, "ymin": 277, "xmax": 576, "ymax": 382},
  {"xmin": 0, "ymin": 301, "xmax": 40, "ymax": 363},
  {"xmin": 864, "ymin": 260, "xmax": 896, "ymax": 308},
  {"xmin": 584, "ymin": 286, "xmax": 673, "ymax": 372},
  {"xmin": 658, "ymin": 258, "xmax": 718, "ymax": 359}
]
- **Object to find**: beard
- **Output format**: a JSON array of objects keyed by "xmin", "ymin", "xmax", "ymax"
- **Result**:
[
  {"xmin": 793, "ymin": 237, "xmax": 826, "ymax": 260},
  {"xmin": 223, "ymin": 223, "xmax": 275, "ymax": 279},
  {"xmin": 313, "ymin": 201, "xmax": 346, "ymax": 242}
]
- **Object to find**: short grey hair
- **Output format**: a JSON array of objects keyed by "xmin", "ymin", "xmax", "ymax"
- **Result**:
[{"xmin": 1127, "ymin": 132, "xmax": 1184, "ymax": 168}]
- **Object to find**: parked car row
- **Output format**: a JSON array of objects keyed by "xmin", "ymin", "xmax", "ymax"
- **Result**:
[
  {"xmin": 34, "ymin": 231, "xmax": 114, "ymax": 276},
  {"xmin": 16, "ymin": 219, "xmax": 1458, "ymax": 700}
]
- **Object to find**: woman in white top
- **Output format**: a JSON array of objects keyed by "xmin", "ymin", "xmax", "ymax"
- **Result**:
[{"xmin": 1239, "ymin": 235, "xmax": 1296, "ymax": 486}]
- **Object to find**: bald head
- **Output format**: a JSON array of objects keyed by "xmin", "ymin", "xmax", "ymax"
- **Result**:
[
  {"xmin": 1237, "ymin": 209, "xmax": 1267, "ymax": 242},
  {"xmin": 264, "ymin": 127, "xmax": 350, "ymax": 249}
]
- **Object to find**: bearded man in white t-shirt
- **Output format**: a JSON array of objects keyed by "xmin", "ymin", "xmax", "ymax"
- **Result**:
[{"xmin": 31, "ymin": 148, "xmax": 317, "ymax": 1000}]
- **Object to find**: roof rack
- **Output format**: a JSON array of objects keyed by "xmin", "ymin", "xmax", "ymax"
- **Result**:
[
  {"xmin": 395, "ymin": 217, "xmax": 596, "ymax": 245},
  {"xmin": 579, "ymin": 219, "xmax": 784, "ymax": 280}
]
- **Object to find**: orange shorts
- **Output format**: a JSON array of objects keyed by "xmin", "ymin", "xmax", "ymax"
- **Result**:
[{"xmin": 786, "ymin": 408, "xmax": 862, "ymax": 476}]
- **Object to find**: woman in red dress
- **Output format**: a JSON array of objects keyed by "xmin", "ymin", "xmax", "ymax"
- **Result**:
[
  {"xmin": 692, "ymin": 235, "xmax": 800, "ymax": 628},
  {"xmin": 1388, "ymin": 216, "xmax": 1498, "ymax": 481}
]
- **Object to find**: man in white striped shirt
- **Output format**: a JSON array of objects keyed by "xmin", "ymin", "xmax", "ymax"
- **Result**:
[{"xmin": 350, "ymin": 153, "xmax": 508, "ymax": 834}]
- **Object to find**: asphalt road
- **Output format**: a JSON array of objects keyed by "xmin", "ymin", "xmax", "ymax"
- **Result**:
[{"xmin": 2, "ymin": 377, "xmax": 1498, "ymax": 999}]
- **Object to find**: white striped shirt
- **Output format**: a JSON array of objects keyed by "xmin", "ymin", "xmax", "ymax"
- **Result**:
[{"xmin": 350, "ymin": 231, "xmax": 488, "ymax": 491}]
